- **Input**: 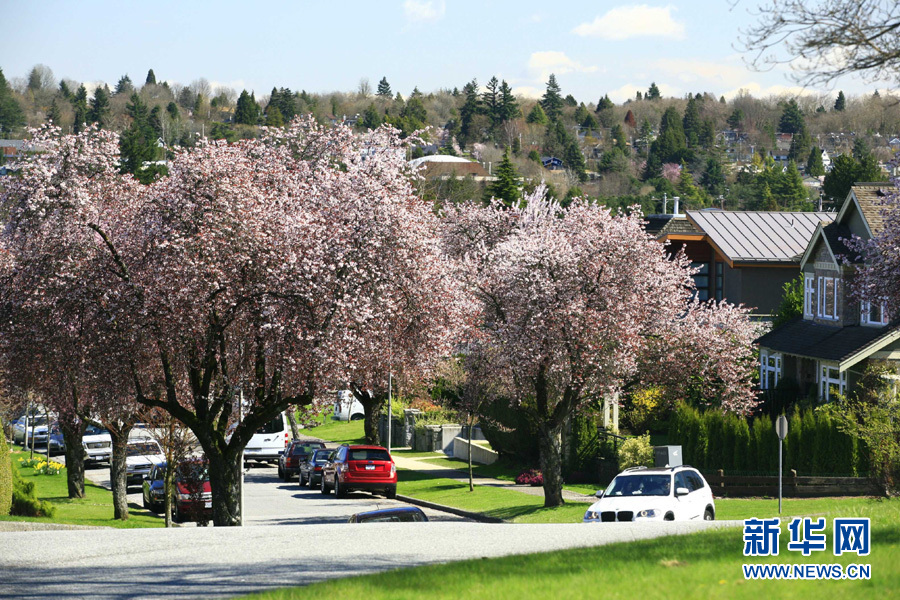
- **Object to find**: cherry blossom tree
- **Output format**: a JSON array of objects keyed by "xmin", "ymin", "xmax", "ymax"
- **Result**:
[{"xmin": 443, "ymin": 190, "xmax": 758, "ymax": 507}]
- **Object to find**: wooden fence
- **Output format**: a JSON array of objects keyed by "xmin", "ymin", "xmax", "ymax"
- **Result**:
[{"xmin": 701, "ymin": 470, "xmax": 884, "ymax": 497}]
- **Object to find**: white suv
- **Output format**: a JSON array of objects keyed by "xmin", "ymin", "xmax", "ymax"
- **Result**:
[{"xmin": 583, "ymin": 465, "xmax": 715, "ymax": 523}]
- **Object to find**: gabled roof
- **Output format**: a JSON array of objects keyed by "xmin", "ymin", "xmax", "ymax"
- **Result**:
[
  {"xmin": 684, "ymin": 210, "xmax": 835, "ymax": 266},
  {"xmin": 836, "ymin": 183, "xmax": 896, "ymax": 237},
  {"xmin": 756, "ymin": 318, "xmax": 900, "ymax": 371}
]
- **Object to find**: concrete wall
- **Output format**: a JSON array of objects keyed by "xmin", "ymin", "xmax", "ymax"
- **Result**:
[{"xmin": 452, "ymin": 437, "xmax": 498, "ymax": 465}]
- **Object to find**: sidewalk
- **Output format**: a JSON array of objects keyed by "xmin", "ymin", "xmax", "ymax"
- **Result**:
[{"xmin": 391, "ymin": 452, "xmax": 596, "ymax": 503}]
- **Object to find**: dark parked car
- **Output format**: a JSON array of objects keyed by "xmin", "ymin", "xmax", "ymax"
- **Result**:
[
  {"xmin": 348, "ymin": 506, "xmax": 428, "ymax": 523},
  {"xmin": 299, "ymin": 448, "xmax": 334, "ymax": 488},
  {"xmin": 278, "ymin": 440, "xmax": 326, "ymax": 481},
  {"xmin": 142, "ymin": 459, "xmax": 213, "ymax": 523},
  {"xmin": 321, "ymin": 444, "xmax": 397, "ymax": 499}
]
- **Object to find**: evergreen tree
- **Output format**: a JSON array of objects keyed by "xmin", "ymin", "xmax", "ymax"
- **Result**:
[
  {"xmin": 596, "ymin": 94, "xmax": 614, "ymax": 111},
  {"xmin": 787, "ymin": 125, "xmax": 811, "ymax": 162},
  {"xmin": 676, "ymin": 163, "xmax": 707, "ymax": 208},
  {"xmin": 645, "ymin": 107, "xmax": 686, "ymax": 177},
  {"xmin": 564, "ymin": 94, "xmax": 577, "ymax": 107},
  {"xmin": 682, "ymin": 95, "xmax": 702, "ymax": 147},
  {"xmin": 526, "ymin": 103, "xmax": 548, "ymax": 125},
  {"xmin": 145, "ymin": 69, "xmax": 157, "ymax": 85},
  {"xmin": 834, "ymin": 90, "xmax": 846, "ymax": 111},
  {"xmin": 700, "ymin": 156, "xmax": 726, "ymax": 196},
  {"xmin": 822, "ymin": 153, "xmax": 884, "ymax": 203},
  {"xmin": 88, "ymin": 85, "xmax": 111, "ymax": 128},
  {"xmin": 376, "ymin": 77, "xmax": 392, "ymax": 98},
  {"xmin": 778, "ymin": 99, "xmax": 804, "ymax": 133},
  {"xmin": 70, "ymin": 84, "xmax": 89, "ymax": 133},
  {"xmin": 114, "ymin": 74, "xmax": 133, "ymax": 95},
  {"xmin": 726, "ymin": 108, "xmax": 744, "ymax": 130},
  {"xmin": 540, "ymin": 74, "xmax": 564, "ymax": 122},
  {"xmin": 635, "ymin": 90, "xmax": 643, "ymax": 101},
  {"xmin": 47, "ymin": 97, "xmax": 62, "ymax": 125},
  {"xmin": 646, "ymin": 82, "xmax": 661, "ymax": 100},
  {"xmin": 482, "ymin": 76, "xmax": 501, "ymax": 129},
  {"xmin": 484, "ymin": 148, "xmax": 521, "ymax": 206},
  {"xmin": 360, "ymin": 103, "xmax": 381, "ymax": 129},
  {"xmin": 806, "ymin": 146, "xmax": 825, "ymax": 176},
  {"xmin": 120, "ymin": 93, "xmax": 164, "ymax": 183},
  {"xmin": 265, "ymin": 106, "xmax": 284, "ymax": 127},
  {"xmin": 458, "ymin": 79, "xmax": 481, "ymax": 146},
  {"xmin": 0, "ymin": 68, "xmax": 25, "ymax": 135},
  {"xmin": 58, "ymin": 80, "xmax": 72, "ymax": 99},
  {"xmin": 499, "ymin": 80, "xmax": 519, "ymax": 122},
  {"xmin": 610, "ymin": 123, "xmax": 627, "ymax": 152},
  {"xmin": 777, "ymin": 161, "xmax": 809, "ymax": 209},
  {"xmin": 698, "ymin": 119, "xmax": 716, "ymax": 148},
  {"xmin": 234, "ymin": 89, "xmax": 261, "ymax": 125},
  {"xmin": 564, "ymin": 139, "xmax": 587, "ymax": 182},
  {"xmin": 581, "ymin": 112, "xmax": 599, "ymax": 132},
  {"xmin": 149, "ymin": 105, "xmax": 164, "ymax": 139},
  {"xmin": 166, "ymin": 101, "xmax": 180, "ymax": 121}
]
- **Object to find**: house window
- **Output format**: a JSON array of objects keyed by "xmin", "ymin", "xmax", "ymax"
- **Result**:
[
  {"xmin": 819, "ymin": 364, "xmax": 847, "ymax": 402},
  {"xmin": 692, "ymin": 262, "xmax": 709, "ymax": 301},
  {"xmin": 817, "ymin": 276, "xmax": 839, "ymax": 320},
  {"xmin": 803, "ymin": 273, "xmax": 815, "ymax": 318},
  {"xmin": 715, "ymin": 262, "xmax": 723, "ymax": 302},
  {"xmin": 760, "ymin": 351, "xmax": 781, "ymax": 390},
  {"xmin": 861, "ymin": 300, "xmax": 889, "ymax": 326}
]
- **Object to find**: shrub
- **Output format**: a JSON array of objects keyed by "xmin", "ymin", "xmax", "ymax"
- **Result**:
[
  {"xmin": 0, "ymin": 418, "xmax": 11, "ymax": 516},
  {"xmin": 515, "ymin": 468, "xmax": 543, "ymax": 486},
  {"xmin": 617, "ymin": 433, "xmax": 654, "ymax": 470},
  {"xmin": 565, "ymin": 413, "xmax": 600, "ymax": 476},
  {"xmin": 10, "ymin": 469, "xmax": 56, "ymax": 517}
]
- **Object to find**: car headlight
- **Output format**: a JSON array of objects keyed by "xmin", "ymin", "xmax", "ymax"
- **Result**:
[
  {"xmin": 176, "ymin": 493, "xmax": 191, "ymax": 501},
  {"xmin": 584, "ymin": 510, "xmax": 600, "ymax": 520},
  {"xmin": 634, "ymin": 509, "xmax": 659, "ymax": 519}
]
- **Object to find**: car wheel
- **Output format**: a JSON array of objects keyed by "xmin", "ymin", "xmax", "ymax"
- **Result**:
[
  {"xmin": 664, "ymin": 512, "xmax": 675, "ymax": 521},
  {"xmin": 321, "ymin": 475, "xmax": 330, "ymax": 495},
  {"xmin": 334, "ymin": 478, "xmax": 345, "ymax": 499},
  {"xmin": 299, "ymin": 471, "xmax": 306, "ymax": 486},
  {"xmin": 385, "ymin": 486, "xmax": 397, "ymax": 499},
  {"xmin": 277, "ymin": 465, "xmax": 285, "ymax": 480},
  {"xmin": 172, "ymin": 501, "xmax": 182, "ymax": 524},
  {"xmin": 142, "ymin": 494, "xmax": 151, "ymax": 511},
  {"xmin": 704, "ymin": 507, "xmax": 715, "ymax": 521},
  {"xmin": 308, "ymin": 474, "xmax": 317, "ymax": 490}
]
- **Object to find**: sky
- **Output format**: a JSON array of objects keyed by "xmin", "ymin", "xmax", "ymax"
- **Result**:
[{"xmin": 2, "ymin": 1, "xmax": 890, "ymax": 104}]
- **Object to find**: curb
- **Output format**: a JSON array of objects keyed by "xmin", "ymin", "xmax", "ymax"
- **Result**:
[{"xmin": 396, "ymin": 494, "xmax": 506, "ymax": 523}]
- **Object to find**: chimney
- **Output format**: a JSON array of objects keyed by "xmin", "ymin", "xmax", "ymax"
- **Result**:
[{"xmin": 673, "ymin": 196, "xmax": 681, "ymax": 215}]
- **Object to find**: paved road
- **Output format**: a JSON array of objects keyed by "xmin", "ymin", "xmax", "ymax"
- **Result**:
[{"xmin": 0, "ymin": 520, "xmax": 742, "ymax": 599}]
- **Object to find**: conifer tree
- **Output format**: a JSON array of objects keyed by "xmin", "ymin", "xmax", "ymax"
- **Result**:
[
  {"xmin": 806, "ymin": 146, "xmax": 825, "ymax": 176},
  {"xmin": 646, "ymin": 82, "xmax": 661, "ymax": 100},
  {"xmin": 526, "ymin": 103, "xmax": 548, "ymax": 125},
  {"xmin": 114, "ymin": 75, "xmax": 133, "ymax": 95},
  {"xmin": 0, "ymin": 68, "xmax": 25, "ymax": 135},
  {"xmin": 47, "ymin": 97, "xmax": 62, "ymax": 125},
  {"xmin": 376, "ymin": 77, "xmax": 392, "ymax": 98},
  {"xmin": 88, "ymin": 86, "xmax": 110, "ymax": 128},
  {"xmin": 70, "ymin": 85, "xmax": 89, "ymax": 133},
  {"xmin": 834, "ymin": 90, "xmax": 846, "ymax": 111},
  {"xmin": 265, "ymin": 106, "xmax": 284, "ymax": 127},
  {"xmin": 234, "ymin": 90, "xmax": 260, "ymax": 125},
  {"xmin": 120, "ymin": 93, "xmax": 164, "ymax": 183},
  {"xmin": 540, "ymin": 74, "xmax": 564, "ymax": 122},
  {"xmin": 682, "ymin": 95, "xmax": 702, "ymax": 148},
  {"xmin": 499, "ymin": 80, "xmax": 519, "ymax": 122},
  {"xmin": 778, "ymin": 99, "xmax": 804, "ymax": 133},
  {"xmin": 360, "ymin": 103, "xmax": 381, "ymax": 129},
  {"xmin": 484, "ymin": 148, "xmax": 521, "ymax": 206},
  {"xmin": 458, "ymin": 79, "xmax": 481, "ymax": 147},
  {"xmin": 145, "ymin": 69, "xmax": 157, "ymax": 85},
  {"xmin": 482, "ymin": 77, "xmax": 501, "ymax": 129}
]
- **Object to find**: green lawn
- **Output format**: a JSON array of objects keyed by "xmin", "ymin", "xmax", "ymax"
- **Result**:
[
  {"xmin": 303, "ymin": 417, "xmax": 365, "ymax": 445},
  {"xmin": 241, "ymin": 498, "xmax": 899, "ymax": 600},
  {"xmin": 2, "ymin": 450, "xmax": 163, "ymax": 528}
]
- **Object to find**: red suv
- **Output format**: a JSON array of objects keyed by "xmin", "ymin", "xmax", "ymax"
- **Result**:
[{"xmin": 321, "ymin": 444, "xmax": 397, "ymax": 499}]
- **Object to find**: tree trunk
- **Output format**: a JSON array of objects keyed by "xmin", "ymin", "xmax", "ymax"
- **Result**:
[
  {"xmin": 537, "ymin": 423, "xmax": 565, "ymax": 508},
  {"xmin": 286, "ymin": 409, "xmax": 301, "ymax": 440},
  {"xmin": 59, "ymin": 419, "xmax": 85, "ymax": 499},
  {"xmin": 467, "ymin": 413, "xmax": 474, "ymax": 492},
  {"xmin": 108, "ymin": 427, "xmax": 132, "ymax": 520},
  {"xmin": 354, "ymin": 390, "xmax": 385, "ymax": 446},
  {"xmin": 206, "ymin": 446, "xmax": 242, "ymax": 526},
  {"xmin": 164, "ymin": 466, "xmax": 174, "ymax": 527}
]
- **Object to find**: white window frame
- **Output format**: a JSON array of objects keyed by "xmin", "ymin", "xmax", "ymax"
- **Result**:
[
  {"xmin": 803, "ymin": 273, "xmax": 815, "ymax": 318},
  {"xmin": 860, "ymin": 299, "xmax": 889, "ymax": 326},
  {"xmin": 819, "ymin": 363, "xmax": 847, "ymax": 402},
  {"xmin": 760, "ymin": 351, "xmax": 782, "ymax": 390},
  {"xmin": 817, "ymin": 276, "xmax": 839, "ymax": 321}
]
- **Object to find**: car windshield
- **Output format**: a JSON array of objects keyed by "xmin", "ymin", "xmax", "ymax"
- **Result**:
[
  {"xmin": 313, "ymin": 452, "xmax": 331, "ymax": 463},
  {"xmin": 176, "ymin": 462, "xmax": 209, "ymax": 481},
  {"xmin": 127, "ymin": 442, "xmax": 161, "ymax": 456},
  {"xmin": 605, "ymin": 474, "xmax": 671, "ymax": 497},
  {"xmin": 348, "ymin": 449, "xmax": 391, "ymax": 461},
  {"xmin": 356, "ymin": 510, "xmax": 425, "ymax": 523},
  {"xmin": 256, "ymin": 416, "xmax": 284, "ymax": 434},
  {"xmin": 84, "ymin": 425, "xmax": 109, "ymax": 436}
]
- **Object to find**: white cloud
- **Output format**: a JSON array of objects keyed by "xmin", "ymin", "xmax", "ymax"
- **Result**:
[
  {"xmin": 404, "ymin": 0, "xmax": 445, "ymax": 23},
  {"xmin": 573, "ymin": 5, "xmax": 685, "ymax": 40},
  {"xmin": 606, "ymin": 81, "xmax": 679, "ymax": 103},
  {"xmin": 720, "ymin": 82, "xmax": 816, "ymax": 101},
  {"xmin": 652, "ymin": 58, "xmax": 748, "ymax": 88},
  {"xmin": 528, "ymin": 51, "xmax": 599, "ymax": 82},
  {"xmin": 510, "ymin": 85, "xmax": 544, "ymax": 99}
]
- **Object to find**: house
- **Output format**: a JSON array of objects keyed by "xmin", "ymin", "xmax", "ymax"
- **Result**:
[
  {"xmin": 541, "ymin": 156, "xmax": 564, "ymax": 170},
  {"xmin": 656, "ymin": 208, "xmax": 834, "ymax": 313},
  {"xmin": 756, "ymin": 184, "xmax": 900, "ymax": 402},
  {"xmin": 408, "ymin": 155, "xmax": 490, "ymax": 180}
]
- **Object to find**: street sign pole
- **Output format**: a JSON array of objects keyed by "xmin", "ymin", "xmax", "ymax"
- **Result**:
[{"xmin": 776, "ymin": 415, "xmax": 788, "ymax": 515}]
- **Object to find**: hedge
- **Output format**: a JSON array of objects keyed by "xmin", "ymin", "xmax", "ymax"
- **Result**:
[{"xmin": 669, "ymin": 404, "xmax": 865, "ymax": 476}]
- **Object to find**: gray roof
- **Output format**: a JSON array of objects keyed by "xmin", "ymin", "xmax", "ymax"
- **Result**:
[
  {"xmin": 756, "ymin": 317, "xmax": 900, "ymax": 368},
  {"xmin": 686, "ymin": 210, "xmax": 836, "ymax": 264}
]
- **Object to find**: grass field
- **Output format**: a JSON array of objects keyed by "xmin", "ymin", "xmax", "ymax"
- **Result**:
[
  {"xmin": 241, "ymin": 498, "xmax": 899, "ymax": 600},
  {"xmin": 303, "ymin": 417, "xmax": 365, "ymax": 445},
  {"xmin": 1, "ymin": 450, "xmax": 163, "ymax": 528}
]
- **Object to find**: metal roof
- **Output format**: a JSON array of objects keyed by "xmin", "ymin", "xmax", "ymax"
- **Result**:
[{"xmin": 686, "ymin": 210, "xmax": 836, "ymax": 264}]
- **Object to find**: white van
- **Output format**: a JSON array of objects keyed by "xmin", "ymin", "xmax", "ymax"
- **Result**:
[
  {"xmin": 333, "ymin": 390, "xmax": 365, "ymax": 421},
  {"xmin": 242, "ymin": 412, "xmax": 291, "ymax": 463}
]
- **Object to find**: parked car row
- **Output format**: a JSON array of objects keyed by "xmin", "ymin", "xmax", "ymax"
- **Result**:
[{"xmin": 142, "ymin": 459, "xmax": 213, "ymax": 523}]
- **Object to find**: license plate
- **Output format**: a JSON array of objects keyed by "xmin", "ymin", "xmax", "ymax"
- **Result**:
[
  {"xmin": 204, "ymin": 501, "xmax": 212, "ymax": 508},
  {"xmin": 365, "ymin": 465, "xmax": 375, "ymax": 470}
]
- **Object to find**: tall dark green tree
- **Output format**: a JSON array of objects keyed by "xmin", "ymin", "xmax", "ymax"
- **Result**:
[
  {"xmin": 88, "ymin": 86, "xmax": 111, "ymax": 128},
  {"xmin": 114, "ymin": 75, "xmax": 133, "ymax": 95},
  {"xmin": 645, "ymin": 106, "xmax": 687, "ymax": 177},
  {"xmin": 563, "ymin": 139, "xmax": 587, "ymax": 182},
  {"xmin": 610, "ymin": 123, "xmax": 627, "ymax": 152},
  {"xmin": 806, "ymin": 146, "xmax": 825, "ymax": 176},
  {"xmin": 145, "ymin": 69, "xmax": 157, "ymax": 85},
  {"xmin": 646, "ymin": 82, "xmax": 661, "ymax": 100},
  {"xmin": 360, "ymin": 103, "xmax": 381, "ymax": 129},
  {"xmin": 700, "ymin": 156, "xmax": 726, "ymax": 196},
  {"xmin": 499, "ymin": 80, "xmax": 519, "ymax": 122},
  {"xmin": 823, "ymin": 151, "xmax": 885, "ymax": 203},
  {"xmin": 482, "ymin": 76, "xmax": 501, "ymax": 129},
  {"xmin": 682, "ymin": 95, "xmax": 702, "ymax": 148},
  {"xmin": 234, "ymin": 90, "xmax": 261, "ymax": 125},
  {"xmin": 540, "ymin": 74, "xmax": 564, "ymax": 122},
  {"xmin": 47, "ymin": 97, "xmax": 62, "ymax": 125},
  {"xmin": 70, "ymin": 85, "xmax": 89, "ymax": 133},
  {"xmin": 376, "ymin": 77, "xmax": 392, "ymax": 98},
  {"xmin": 788, "ymin": 125, "xmax": 812, "ymax": 162},
  {"xmin": 120, "ymin": 93, "xmax": 164, "ymax": 183},
  {"xmin": 526, "ymin": 103, "xmax": 548, "ymax": 125},
  {"xmin": 0, "ymin": 68, "xmax": 25, "ymax": 135},
  {"xmin": 834, "ymin": 90, "xmax": 846, "ymax": 111},
  {"xmin": 58, "ymin": 80, "xmax": 72, "ymax": 100},
  {"xmin": 458, "ymin": 79, "xmax": 481, "ymax": 146},
  {"xmin": 484, "ymin": 148, "xmax": 521, "ymax": 206},
  {"xmin": 778, "ymin": 99, "xmax": 805, "ymax": 133},
  {"xmin": 149, "ymin": 105, "xmax": 163, "ymax": 138},
  {"xmin": 727, "ymin": 108, "xmax": 744, "ymax": 130}
]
